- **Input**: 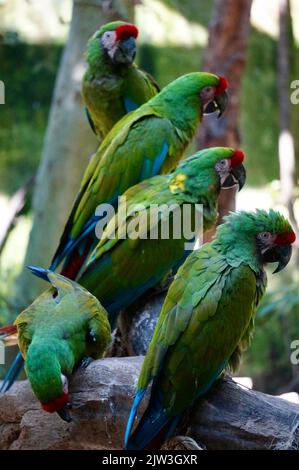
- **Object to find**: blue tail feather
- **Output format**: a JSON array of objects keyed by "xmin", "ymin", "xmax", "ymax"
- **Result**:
[
  {"xmin": 125, "ymin": 386, "xmax": 173, "ymax": 450},
  {"xmin": 124, "ymin": 388, "xmax": 146, "ymax": 448},
  {"xmin": 50, "ymin": 193, "xmax": 118, "ymax": 271},
  {"xmin": 27, "ymin": 266, "xmax": 52, "ymax": 282}
]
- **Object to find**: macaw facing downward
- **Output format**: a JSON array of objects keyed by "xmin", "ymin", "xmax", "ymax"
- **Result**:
[
  {"xmin": 51, "ymin": 72, "xmax": 229, "ymax": 279},
  {"xmin": 82, "ymin": 21, "xmax": 160, "ymax": 139},
  {"xmin": 125, "ymin": 209, "xmax": 296, "ymax": 450},
  {"xmin": 1, "ymin": 272, "xmax": 111, "ymax": 422}
]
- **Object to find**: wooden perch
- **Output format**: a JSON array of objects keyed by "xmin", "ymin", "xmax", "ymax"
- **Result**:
[{"xmin": 1, "ymin": 356, "xmax": 299, "ymax": 450}]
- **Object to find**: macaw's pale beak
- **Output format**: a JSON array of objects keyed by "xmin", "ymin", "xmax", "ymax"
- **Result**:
[
  {"xmin": 262, "ymin": 244, "xmax": 293, "ymax": 273},
  {"xmin": 57, "ymin": 403, "xmax": 72, "ymax": 423},
  {"xmin": 204, "ymin": 90, "xmax": 228, "ymax": 117},
  {"xmin": 222, "ymin": 163, "xmax": 246, "ymax": 191},
  {"xmin": 114, "ymin": 36, "xmax": 136, "ymax": 65}
]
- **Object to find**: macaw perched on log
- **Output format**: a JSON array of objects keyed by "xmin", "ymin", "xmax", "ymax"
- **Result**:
[
  {"xmin": 76, "ymin": 147, "xmax": 246, "ymax": 327},
  {"xmin": 51, "ymin": 72, "xmax": 229, "ymax": 279},
  {"xmin": 125, "ymin": 210, "xmax": 296, "ymax": 450},
  {"xmin": 0, "ymin": 147, "xmax": 243, "ymax": 391},
  {"xmin": 0, "ymin": 272, "xmax": 111, "ymax": 422},
  {"xmin": 82, "ymin": 21, "xmax": 160, "ymax": 140}
]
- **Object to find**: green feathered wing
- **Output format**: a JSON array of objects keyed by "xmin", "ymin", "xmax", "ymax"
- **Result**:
[
  {"xmin": 82, "ymin": 63, "xmax": 160, "ymax": 139},
  {"xmin": 15, "ymin": 272, "xmax": 111, "ymax": 362},
  {"xmin": 50, "ymin": 108, "xmax": 182, "ymax": 275},
  {"xmin": 14, "ymin": 272, "xmax": 111, "ymax": 405},
  {"xmin": 51, "ymin": 72, "xmax": 223, "ymax": 278},
  {"xmin": 125, "ymin": 244, "xmax": 266, "ymax": 449}
]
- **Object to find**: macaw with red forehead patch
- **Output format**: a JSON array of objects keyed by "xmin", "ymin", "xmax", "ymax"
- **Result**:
[
  {"xmin": 74, "ymin": 147, "xmax": 246, "ymax": 328},
  {"xmin": 1, "ymin": 73, "xmax": 229, "ymax": 395},
  {"xmin": 0, "ymin": 272, "xmax": 111, "ymax": 422},
  {"xmin": 82, "ymin": 21, "xmax": 160, "ymax": 139},
  {"xmin": 52, "ymin": 72, "xmax": 229, "ymax": 280},
  {"xmin": 125, "ymin": 209, "xmax": 296, "ymax": 450}
]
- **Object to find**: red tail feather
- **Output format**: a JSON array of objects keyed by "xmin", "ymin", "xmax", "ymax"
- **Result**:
[
  {"xmin": 0, "ymin": 324, "xmax": 17, "ymax": 336},
  {"xmin": 60, "ymin": 239, "xmax": 93, "ymax": 280}
]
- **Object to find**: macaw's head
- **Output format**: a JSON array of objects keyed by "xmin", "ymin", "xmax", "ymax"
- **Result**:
[
  {"xmin": 88, "ymin": 21, "xmax": 138, "ymax": 66},
  {"xmin": 25, "ymin": 336, "xmax": 72, "ymax": 422},
  {"xmin": 218, "ymin": 210, "xmax": 296, "ymax": 273},
  {"xmin": 172, "ymin": 147, "xmax": 246, "ymax": 196},
  {"xmin": 155, "ymin": 73, "xmax": 229, "ymax": 122},
  {"xmin": 40, "ymin": 373, "xmax": 71, "ymax": 422},
  {"xmin": 202, "ymin": 147, "xmax": 246, "ymax": 190}
]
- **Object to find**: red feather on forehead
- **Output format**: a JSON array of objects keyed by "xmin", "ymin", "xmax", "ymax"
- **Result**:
[
  {"xmin": 275, "ymin": 231, "xmax": 296, "ymax": 245},
  {"xmin": 115, "ymin": 24, "xmax": 138, "ymax": 40},
  {"xmin": 215, "ymin": 76, "xmax": 228, "ymax": 96},
  {"xmin": 230, "ymin": 149, "xmax": 245, "ymax": 167},
  {"xmin": 41, "ymin": 392, "xmax": 69, "ymax": 413}
]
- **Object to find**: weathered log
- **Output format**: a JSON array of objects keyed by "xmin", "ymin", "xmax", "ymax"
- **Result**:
[
  {"xmin": 1, "ymin": 356, "xmax": 299, "ymax": 450},
  {"xmin": 119, "ymin": 289, "xmax": 167, "ymax": 356}
]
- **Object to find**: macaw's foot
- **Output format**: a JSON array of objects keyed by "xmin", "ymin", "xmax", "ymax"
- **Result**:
[
  {"xmin": 162, "ymin": 435, "xmax": 204, "ymax": 450},
  {"xmin": 80, "ymin": 357, "xmax": 94, "ymax": 369}
]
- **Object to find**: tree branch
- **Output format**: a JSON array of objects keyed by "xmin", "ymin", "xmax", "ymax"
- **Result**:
[{"xmin": 1, "ymin": 356, "xmax": 299, "ymax": 450}]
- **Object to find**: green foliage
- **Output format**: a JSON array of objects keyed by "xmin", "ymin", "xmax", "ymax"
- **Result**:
[
  {"xmin": 241, "ymin": 29, "xmax": 280, "ymax": 185},
  {"xmin": 0, "ymin": 41, "xmax": 62, "ymax": 195},
  {"xmin": 241, "ymin": 281, "xmax": 299, "ymax": 393}
]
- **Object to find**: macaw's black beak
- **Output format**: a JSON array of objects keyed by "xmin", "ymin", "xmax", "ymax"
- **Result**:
[
  {"xmin": 222, "ymin": 164, "xmax": 246, "ymax": 191},
  {"xmin": 114, "ymin": 37, "xmax": 136, "ymax": 64},
  {"xmin": 204, "ymin": 90, "xmax": 228, "ymax": 118},
  {"xmin": 262, "ymin": 244, "xmax": 293, "ymax": 274},
  {"xmin": 57, "ymin": 403, "xmax": 72, "ymax": 423}
]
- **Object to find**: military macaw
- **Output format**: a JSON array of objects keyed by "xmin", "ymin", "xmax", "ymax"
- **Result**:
[
  {"xmin": 82, "ymin": 21, "xmax": 160, "ymax": 140},
  {"xmin": 125, "ymin": 209, "xmax": 296, "ymax": 450},
  {"xmin": 0, "ymin": 146, "xmax": 242, "ymax": 393},
  {"xmin": 51, "ymin": 72, "xmax": 229, "ymax": 279},
  {"xmin": 0, "ymin": 272, "xmax": 111, "ymax": 422},
  {"xmin": 75, "ymin": 147, "xmax": 246, "ymax": 327},
  {"xmin": 0, "ymin": 76, "xmax": 229, "ymax": 396}
]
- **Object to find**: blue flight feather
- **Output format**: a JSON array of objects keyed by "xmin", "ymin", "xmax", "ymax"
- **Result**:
[
  {"xmin": 152, "ymin": 142, "xmax": 169, "ymax": 176},
  {"xmin": 50, "ymin": 192, "xmax": 119, "ymax": 271},
  {"xmin": 140, "ymin": 142, "xmax": 169, "ymax": 182},
  {"xmin": 124, "ymin": 97, "xmax": 138, "ymax": 113},
  {"xmin": 124, "ymin": 388, "xmax": 146, "ymax": 448}
]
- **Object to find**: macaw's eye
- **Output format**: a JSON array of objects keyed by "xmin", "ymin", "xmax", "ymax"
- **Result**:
[
  {"xmin": 258, "ymin": 231, "xmax": 272, "ymax": 241},
  {"xmin": 215, "ymin": 159, "xmax": 229, "ymax": 171},
  {"xmin": 102, "ymin": 31, "xmax": 114, "ymax": 42}
]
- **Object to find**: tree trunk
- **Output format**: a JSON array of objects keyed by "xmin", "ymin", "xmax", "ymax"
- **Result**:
[
  {"xmin": 1, "ymin": 356, "xmax": 299, "ymax": 450},
  {"xmin": 197, "ymin": 0, "xmax": 252, "ymax": 240},
  {"xmin": 15, "ymin": 0, "xmax": 134, "ymax": 310},
  {"xmin": 278, "ymin": 0, "xmax": 299, "ymax": 263}
]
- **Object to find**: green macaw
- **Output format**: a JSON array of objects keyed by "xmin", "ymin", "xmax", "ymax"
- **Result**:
[
  {"xmin": 51, "ymin": 72, "xmax": 229, "ymax": 278},
  {"xmin": 12, "ymin": 271, "xmax": 111, "ymax": 422},
  {"xmin": 82, "ymin": 21, "xmax": 160, "ymax": 139},
  {"xmin": 5, "ymin": 147, "xmax": 244, "ymax": 392},
  {"xmin": 125, "ymin": 209, "xmax": 296, "ymax": 450},
  {"xmin": 76, "ymin": 147, "xmax": 245, "ymax": 327}
]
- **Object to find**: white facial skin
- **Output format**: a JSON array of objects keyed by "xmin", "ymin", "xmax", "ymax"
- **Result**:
[
  {"xmin": 215, "ymin": 158, "xmax": 231, "ymax": 185},
  {"xmin": 199, "ymin": 85, "xmax": 216, "ymax": 106},
  {"xmin": 60, "ymin": 374, "xmax": 69, "ymax": 394},
  {"xmin": 256, "ymin": 231, "xmax": 277, "ymax": 253},
  {"xmin": 101, "ymin": 30, "xmax": 118, "ymax": 60}
]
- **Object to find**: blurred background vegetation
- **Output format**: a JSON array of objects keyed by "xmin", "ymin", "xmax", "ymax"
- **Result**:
[{"xmin": 0, "ymin": 0, "xmax": 298, "ymax": 396}]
